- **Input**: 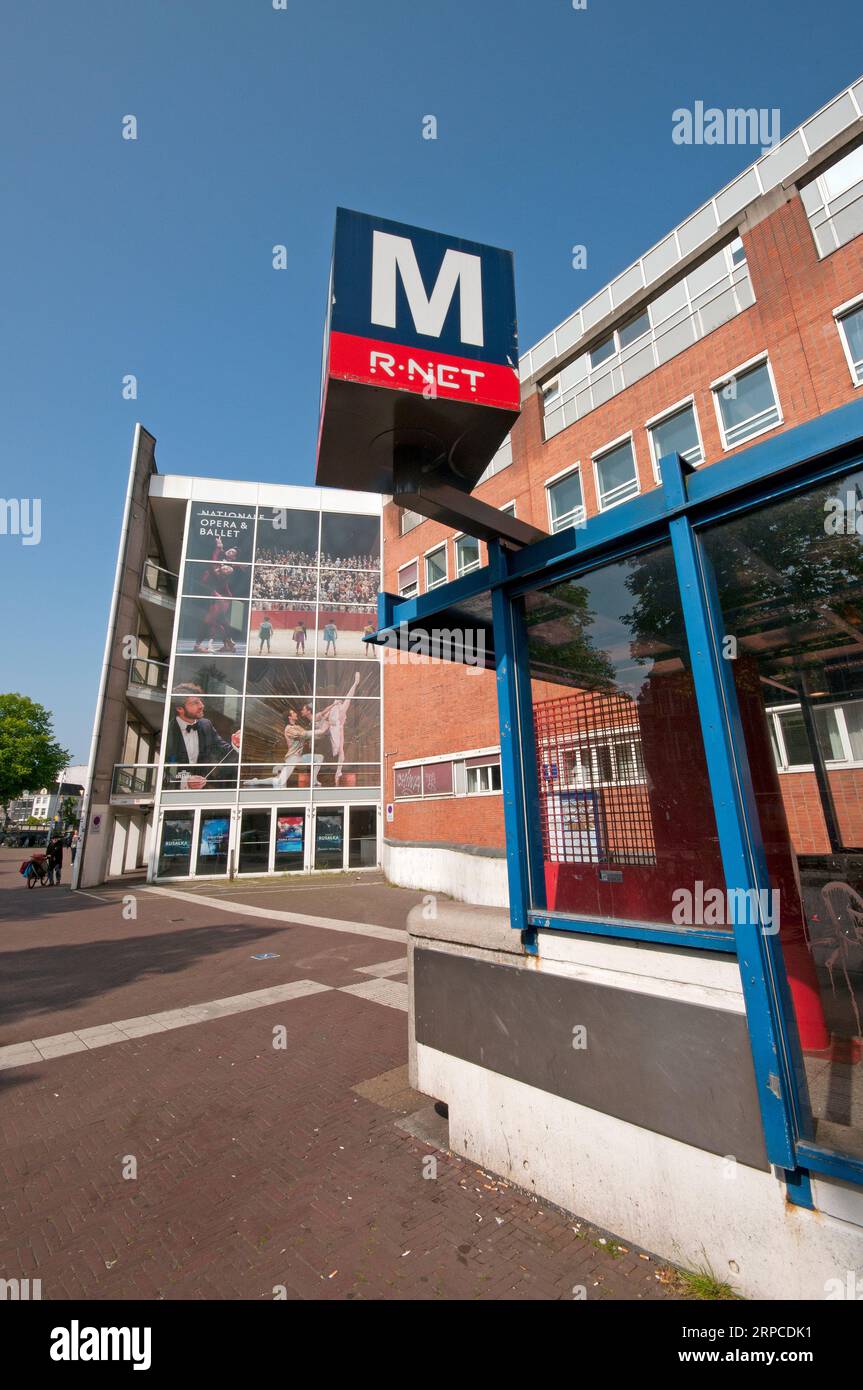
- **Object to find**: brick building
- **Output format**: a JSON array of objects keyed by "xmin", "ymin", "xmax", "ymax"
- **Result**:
[{"xmin": 382, "ymin": 77, "xmax": 863, "ymax": 904}]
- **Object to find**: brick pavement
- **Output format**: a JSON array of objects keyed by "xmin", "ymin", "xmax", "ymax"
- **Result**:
[{"xmin": 0, "ymin": 849, "xmax": 681, "ymax": 1300}]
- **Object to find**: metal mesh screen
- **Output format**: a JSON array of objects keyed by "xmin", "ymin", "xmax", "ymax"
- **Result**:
[{"xmin": 533, "ymin": 690, "xmax": 657, "ymax": 866}]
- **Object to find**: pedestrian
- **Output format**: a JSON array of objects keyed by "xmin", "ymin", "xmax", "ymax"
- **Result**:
[
  {"xmin": 70, "ymin": 829, "xmax": 79, "ymax": 865},
  {"xmin": 47, "ymin": 834, "xmax": 64, "ymax": 885}
]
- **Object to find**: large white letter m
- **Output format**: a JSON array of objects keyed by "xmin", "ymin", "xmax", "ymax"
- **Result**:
[{"xmin": 370, "ymin": 231, "xmax": 484, "ymax": 347}]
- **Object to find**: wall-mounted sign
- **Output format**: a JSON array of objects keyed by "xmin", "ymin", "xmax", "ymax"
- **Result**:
[{"xmin": 316, "ymin": 208, "xmax": 520, "ymax": 496}]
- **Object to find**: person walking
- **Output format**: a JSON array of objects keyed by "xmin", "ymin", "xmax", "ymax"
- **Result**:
[{"xmin": 47, "ymin": 834, "xmax": 64, "ymax": 885}]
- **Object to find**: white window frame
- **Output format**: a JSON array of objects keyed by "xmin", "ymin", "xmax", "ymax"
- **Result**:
[
  {"xmin": 423, "ymin": 542, "xmax": 448, "ymax": 591},
  {"xmin": 545, "ymin": 462, "xmax": 586, "ymax": 533},
  {"xmin": 834, "ymin": 293, "xmax": 863, "ymax": 388},
  {"xmin": 645, "ymin": 395, "xmax": 706, "ymax": 480},
  {"xmin": 591, "ymin": 432, "xmax": 642, "ymax": 513},
  {"xmin": 498, "ymin": 500, "xmax": 516, "ymax": 518},
  {"xmin": 768, "ymin": 700, "xmax": 863, "ymax": 773},
  {"xmin": 465, "ymin": 762, "xmax": 503, "ymax": 796},
  {"xmin": 397, "ymin": 556, "xmax": 420, "ymax": 599},
  {"xmin": 454, "ymin": 532, "xmax": 482, "ymax": 578},
  {"xmin": 711, "ymin": 352, "xmax": 783, "ymax": 452}
]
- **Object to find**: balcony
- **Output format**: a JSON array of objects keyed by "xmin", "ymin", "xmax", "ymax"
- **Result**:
[
  {"xmin": 127, "ymin": 656, "xmax": 169, "ymax": 698},
  {"xmin": 111, "ymin": 764, "xmax": 159, "ymax": 805},
  {"xmin": 140, "ymin": 560, "xmax": 177, "ymax": 605}
]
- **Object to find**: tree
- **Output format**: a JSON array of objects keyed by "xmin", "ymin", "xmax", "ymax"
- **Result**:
[
  {"xmin": 60, "ymin": 796, "xmax": 80, "ymax": 829},
  {"xmin": 0, "ymin": 694, "xmax": 70, "ymax": 829}
]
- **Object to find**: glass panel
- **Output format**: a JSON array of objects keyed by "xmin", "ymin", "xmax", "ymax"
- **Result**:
[
  {"xmin": 717, "ymin": 362, "xmax": 779, "ymax": 444},
  {"xmin": 255, "ymin": 506, "xmax": 319, "ymax": 567},
  {"xmin": 196, "ymin": 811, "xmax": 231, "ymax": 876},
  {"xmin": 456, "ymin": 536, "xmax": 480, "ymax": 574},
  {"xmin": 157, "ymin": 811, "xmax": 194, "ymax": 877},
  {"xmin": 840, "ymin": 307, "xmax": 863, "ymax": 381},
  {"xmin": 426, "ymin": 547, "xmax": 447, "ymax": 588},
  {"xmin": 548, "ymin": 471, "xmax": 584, "ymax": 531},
  {"xmin": 618, "ymin": 310, "xmax": 650, "ymax": 349},
  {"xmin": 523, "ymin": 543, "xmax": 724, "ymax": 928},
  {"xmin": 315, "ymin": 809, "xmax": 344, "ymax": 869},
  {"xmin": 589, "ymin": 334, "xmax": 615, "ymax": 368},
  {"xmin": 595, "ymin": 440, "xmax": 639, "ymax": 508},
  {"xmin": 238, "ymin": 810, "xmax": 271, "ymax": 874},
  {"xmin": 844, "ymin": 701, "xmax": 863, "ymax": 760},
  {"xmin": 650, "ymin": 405, "xmax": 703, "ymax": 469},
  {"xmin": 187, "ymin": 503, "xmax": 256, "ymax": 564},
  {"xmin": 275, "ymin": 810, "xmax": 305, "ymax": 870},
  {"xmin": 822, "ymin": 144, "xmax": 863, "ymax": 201},
  {"xmin": 348, "ymin": 806, "xmax": 377, "ymax": 867},
  {"xmin": 703, "ymin": 467, "xmax": 863, "ymax": 1159}
]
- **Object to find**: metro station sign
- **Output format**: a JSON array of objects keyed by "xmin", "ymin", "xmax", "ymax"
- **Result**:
[{"xmin": 316, "ymin": 208, "xmax": 520, "ymax": 494}]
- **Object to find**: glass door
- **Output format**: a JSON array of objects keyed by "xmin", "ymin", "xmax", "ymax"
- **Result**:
[
  {"xmin": 314, "ymin": 807, "xmax": 345, "ymax": 869},
  {"xmin": 157, "ymin": 810, "xmax": 195, "ymax": 878},
  {"xmin": 348, "ymin": 805, "xmax": 378, "ymax": 867},
  {"xmin": 194, "ymin": 809, "xmax": 232, "ymax": 876},
  {"xmin": 275, "ymin": 808, "xmax": 307, "ymax": 872},
  {"xmin": 238, "ymin": 809, "xmax": 272, "ymax": 875}
]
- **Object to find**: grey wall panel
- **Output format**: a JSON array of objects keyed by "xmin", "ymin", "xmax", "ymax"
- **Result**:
[{"xmin": 415, "ymin": 947, "xmax": 769, "ymax": 1170}]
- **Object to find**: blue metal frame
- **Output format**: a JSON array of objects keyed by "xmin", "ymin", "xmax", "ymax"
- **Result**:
[{"xmin": 373, "ymin": 396, "xmax": 863, "ymax": 1185}]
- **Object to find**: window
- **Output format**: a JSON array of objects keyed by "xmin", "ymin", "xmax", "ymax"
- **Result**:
[
  {"xmin": 589, "ymin": 335, "xmax": 615, "ymax": 369},
  {"xmin": 648, "ymin": 401, "xmax": 704, "ymax": 475},
  {"xmin": 466, "ymin": 763, "xmax": 502, "ymax": 794},
  {"xmin": 837, "ymin": 303, "xmax": 863, "ymax": 385},
  {"xmin": 769, "ymin": 700, "xmax": 863, "ymax": 771},
  {"xmin": 713, "ymin": 358, "xmax": 781, "ymax": 449},
  {"xmin": 500, "ymin": 502, "xmax": 516, "ymax": 518},
  {"xmin": 542, "ymin": 238, "xmax": 754, "ymax": 439},
  {"xmin": 594, "ymin": 437, "xmax": 640, "ymax": 510},
  {"xmin": 801, "ymin": 143, "xmax": 863, "ymax": 257},
  {"xmin": 400, "ymin": 508, "xmax": 423, "ymax": 535},
  {"xmin": 617, "ymin": 310, "xmax": 650, "ymax": 349},
  {"xmin": 398, "ymin": 559, "xmax": 419, "ymax": 598},
  {"xmin": 546, "ymin": 468, "xmax": 585, "ymax": 532},
  {"xmin": 425, "ymin": 545, "xmax": 447, "ymax": 590},
  {"xmin": 455, "ymin": 535, "xmax": 481, "ymax": 577}
]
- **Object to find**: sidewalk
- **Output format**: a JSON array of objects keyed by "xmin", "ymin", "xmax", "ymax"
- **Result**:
[{"xmin": 0, "ymin": 850, "xmax": 679, "ymax": 1300}]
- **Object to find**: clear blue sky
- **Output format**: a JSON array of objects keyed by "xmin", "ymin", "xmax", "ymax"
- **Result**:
[{"xmin": 2, "ymin": 0, "xmax": 862, "ymax": 760}]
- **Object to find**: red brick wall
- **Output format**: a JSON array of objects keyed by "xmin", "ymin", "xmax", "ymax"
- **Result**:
[
  {"xmin": 780, "ymin": 769, "xmax": 863, "ymax": 855},
  {"xmin": 383, "ymin": 191, "xmax": 863, "ymax": 854}
]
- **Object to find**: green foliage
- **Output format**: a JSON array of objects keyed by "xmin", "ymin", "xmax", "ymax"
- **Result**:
[{"xmin": 0, "ymin": 694, "xmax": 70, "ymax": 821}]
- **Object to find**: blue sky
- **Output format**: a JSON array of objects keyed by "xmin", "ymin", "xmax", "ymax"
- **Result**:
[{"xmin": 2, "ymin": 0, "xmax": 862, "ymax": 760}]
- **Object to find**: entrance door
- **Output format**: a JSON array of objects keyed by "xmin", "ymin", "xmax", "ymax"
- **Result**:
[
  {"xmin": 275, "ymin": 808, "xmax": 307, "ymax": 872},
  {"xmin": 238, "ymin": 809, "xmax": 272, "ymax": 875},
  {"xmin": 194, "ymin": 809, "xmax": 232, "ymax": 876},
  {"xmin": 157, "ymin": 810, "xmax": 195, "ymax": 877},
  {"xmin": 348, "ymin": 805, "xmax": 378, "ymax": 867},
  {"xmin": 314, "ymin": 807, "xmax": 345, "ymax": 869}
]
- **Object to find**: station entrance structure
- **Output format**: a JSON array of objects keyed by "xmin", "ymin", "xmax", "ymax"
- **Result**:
[{"xmin": 376, "ymin": 397, "xmax": 863, "ymax": 1299}]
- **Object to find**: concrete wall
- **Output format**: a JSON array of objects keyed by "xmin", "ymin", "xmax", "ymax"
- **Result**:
[
  {"xmin": 384, "ymin": 838, "xmax": 508, "ymax": 907},
  {"xmin": 408, "ymin": 904, "xmax": 863, "ymax": 1300}
]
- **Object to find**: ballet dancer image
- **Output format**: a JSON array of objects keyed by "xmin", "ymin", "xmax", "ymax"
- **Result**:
[
  {"xmin": 242, "ymin": 705, "xmax": 323, "ymax": 788},
  {"xmin": 314, "ymin": 670, "xmax": 361, "ymax": 784}
]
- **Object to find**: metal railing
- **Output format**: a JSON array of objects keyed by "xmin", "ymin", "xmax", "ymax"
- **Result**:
[
  {"xmin": 140, "ymin": 561, "xmax": 178, "ymax": 601},
  {"xmin": 111, "ymin": 764, "xmax": 159, "ymax": 798},
  {"xmin": 128, "ymin": 656, "xmax": 169, "ymax": 694}
]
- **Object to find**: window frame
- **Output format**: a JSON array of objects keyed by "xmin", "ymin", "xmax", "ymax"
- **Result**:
[
  {"xmin": 545, "ymin": 462, "xmax": 586, "ymax": 533},
  {"xmin": 454, "ymin": 532, "xmax": 482, "ymax": 578},
  {"xmin": 646, "ymin": 395, "xmax": 706, "ymax": 480},
  {"xmin": 711, "ymin": 352, "xmax": 783, "ymax": 452},
  {"xmin": 397, "ymin": 556, "xmax": 420, "ymax": 599},
  {"xmin": 834, "ymin": 294, "xmax": 863, "ymax": 388},
  {"xmin": 591, "ymin": 432, "xmax": 642, "ymax": 512},
  {"xmin": 423, "ymin": 542, "xmax": 448, "ymax": 592}
]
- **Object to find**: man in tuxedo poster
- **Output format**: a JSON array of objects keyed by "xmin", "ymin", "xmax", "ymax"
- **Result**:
[{"xmin": 165, "ymin": 683, "xmax": 240, "ymax": 788}]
